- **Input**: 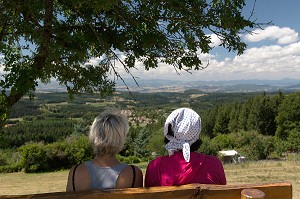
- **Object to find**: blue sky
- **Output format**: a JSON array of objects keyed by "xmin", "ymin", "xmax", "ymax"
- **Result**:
[
  {"xmin": 115, "ymin": 0, "xmax": 300, "ymax": 81},
  {"xmin": 1, "ymin": 1, "xmax": 299, "ymax": 83}
]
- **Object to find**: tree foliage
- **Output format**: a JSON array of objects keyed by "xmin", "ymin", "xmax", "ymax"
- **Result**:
[
  {"xmin": 18, "ymin": 135, "xmax": 93, "ymax": 173},
  {"xmin": 276, "ymin": 91, "xmax": 300, "ymax": 151},
  {"xmin": 1, "ymin": 90, "xmax": 300, "ymax": 172},
  {"xmin": 1, "ymin": 119, "xmax": 76, "ymax": 148},
  {"xmin": 0, "ymin": 0, "xmax": 261, "ymax": 126}
]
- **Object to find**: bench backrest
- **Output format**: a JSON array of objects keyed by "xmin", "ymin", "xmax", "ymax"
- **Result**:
[{"xmin": 0, "ymin": 182, "xmax": 292, "ymax": 199}]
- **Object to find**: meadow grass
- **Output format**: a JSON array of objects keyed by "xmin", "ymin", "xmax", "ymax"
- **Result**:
[
  {"xmin": 0, "ymin": 160, "xmax": 299, "ymax": 198},
  {"xmin": 224, "ymin": 160, "xmax": 299, "ymax": 198}
]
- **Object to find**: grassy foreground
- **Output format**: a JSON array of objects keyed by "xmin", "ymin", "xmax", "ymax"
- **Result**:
[{"xmin": 0, "ymin": 160, "xmax": 299, "ymax": 198}]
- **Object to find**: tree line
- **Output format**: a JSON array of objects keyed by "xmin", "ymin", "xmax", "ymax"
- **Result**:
[{"xmin": 0, "ymin": 90, "xmax": 299, "ymax": 173}]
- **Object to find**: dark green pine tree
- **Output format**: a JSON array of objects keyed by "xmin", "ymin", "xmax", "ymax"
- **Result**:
[
  {"xmin": 132, "ymin": 128, "xmax": 151, "ymax": 158},
  {"xmin": 213, "ymin": 104, "xmax": 231, "ymax": 135}
]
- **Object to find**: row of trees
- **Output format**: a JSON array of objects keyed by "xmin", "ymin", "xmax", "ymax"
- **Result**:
[
  {"xmin": 4, "ymin": 90, "xmax": 300, "ymax": 140},
  {"xmin": 1, "ymin": 119, "xmax": 76, "ymax": 148},
  {"xmin": 200, "ymin": 92, "xmax": 284, "ymax": 137},
  {"xmin": 0, "ymin": 91, "xmax": 299, "ymax": 173},
  {"xmin": 199, "ymin": 91, "xmax": 300, "ymax": 152}
]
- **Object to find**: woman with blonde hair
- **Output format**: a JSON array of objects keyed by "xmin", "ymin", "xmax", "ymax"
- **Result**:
[{"xmin": 66, "ymin": 109, "xmax": 143, "ymax": 191}]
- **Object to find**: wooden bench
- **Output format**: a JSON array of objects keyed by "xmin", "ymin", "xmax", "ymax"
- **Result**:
[{"xmin": 0, "ymin": 182, "xmax": 292, "ymax": 199}]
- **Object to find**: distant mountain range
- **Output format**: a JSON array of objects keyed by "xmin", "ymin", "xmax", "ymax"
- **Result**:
[
  {"xmin": 114, "ymin": 78, "xmax": 300, "ymax": 93},
  {"xmin": 36, "ymin": 78, "xmax": 300, "ymax": 93}
]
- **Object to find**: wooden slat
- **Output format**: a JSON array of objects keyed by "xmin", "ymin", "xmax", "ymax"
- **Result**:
[
  {"xmin": 0, "ymin": 182, "xmax": 292, "ymax": 199},
  {"xmin": 241, "ymin": 189, "xmax": 265, "ymax": 199}
]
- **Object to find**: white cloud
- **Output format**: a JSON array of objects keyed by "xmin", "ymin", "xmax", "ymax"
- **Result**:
[
  {"xmin": 244, "ymin": 26, "xmax": 299, "ymax": 44},
  {"xmin": 208, "ymin": 34, "xmax": 222, "ymax": 47},
  {"xmin": 126, "ymin": 40, "xmax": 300, "ymax": 81},
  {"xmin": 69, "ymin": 27, "xmax": 300, "ymax": 82},
  {"xmin": 2, "ymin": 26, "xmax": 299, "ymax": 83},
  {"xmin": 0, "ymin": 55, "xmax": 4, "ymax": 73},
  {"xmin": 196, "ymin": 41, "xmax": 300, "ymax": 79},
  {"xmin": 84, "ymin": 57, "xmax": 102, "ymax": 66}
]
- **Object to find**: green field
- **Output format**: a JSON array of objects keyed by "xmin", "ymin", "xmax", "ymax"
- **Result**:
[{"xmin": 0, "ymin": 160, "xmax": 299, "ymax": 198}]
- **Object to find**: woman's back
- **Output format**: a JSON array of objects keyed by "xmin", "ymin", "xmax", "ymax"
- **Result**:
[
  {"xmin": 85, "ymin": 161, "xmax": 128, "ymax": 190},
  {"xmin": 145, "ymin": 151, "xmax": 226, "ymax": 187},
  {"xmin": 67, "ymin": 158, "xmax": 143, "ymax": 191}
]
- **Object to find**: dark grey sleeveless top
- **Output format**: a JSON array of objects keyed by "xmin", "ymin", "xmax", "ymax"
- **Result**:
[{"xmin": 84, "ymin": 161, "xmax": 127, "ymax": 190}]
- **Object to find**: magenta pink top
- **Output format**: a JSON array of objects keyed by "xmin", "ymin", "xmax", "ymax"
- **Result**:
[{"xmin": 145, "ymin": 151, "xmax": 226, "ymax": 187}]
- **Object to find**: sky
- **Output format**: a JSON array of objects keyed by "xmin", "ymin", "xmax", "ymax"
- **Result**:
[
  {"xmin": 115, "ymin": 0, "xmax": 300, "ymax": 82},
  {"xmin": 1, "ymin": 1, "xmax": 299, "ymax": 83}
]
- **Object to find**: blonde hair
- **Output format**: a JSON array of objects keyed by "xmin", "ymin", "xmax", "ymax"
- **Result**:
[{"xmin": 89, "ymin": 109, "xmax": 129, "ymax": 157}]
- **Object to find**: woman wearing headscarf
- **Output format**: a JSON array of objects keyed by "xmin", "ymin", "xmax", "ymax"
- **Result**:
[{"xmin": 145, "ymin": 108, "xmax": 226, "ymax": 187}]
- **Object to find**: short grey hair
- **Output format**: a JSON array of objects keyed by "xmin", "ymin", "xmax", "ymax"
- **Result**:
[{"xmin": 89, "ymin": 109, "xmax": 129, "ymax": 157}]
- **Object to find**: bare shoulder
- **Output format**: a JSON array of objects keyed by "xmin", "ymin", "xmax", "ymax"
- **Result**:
[
  {"xmin": 132, "ymin": 165, "xmax": 143, "ymax": 181},
  {"xmin": 66, "ymin": 163, "xmax": 90, "ymax": 192},
  {"xmin": 116, "ymin": 164, "xmax": 143, "ymax": 188}
]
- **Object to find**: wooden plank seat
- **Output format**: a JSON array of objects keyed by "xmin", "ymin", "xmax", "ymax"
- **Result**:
[{"xmin": 0, "ymin": 182, "xmax": 292, "ymax": 199}]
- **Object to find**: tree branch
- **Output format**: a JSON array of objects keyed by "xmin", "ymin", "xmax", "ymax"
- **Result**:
[
  {"xmin": 34, "ymin": 0, "xmax": 53, "ymax": 71},
  {"xmin": 7, "ymin": 0, "xmax": 54, "ymax": 107}
]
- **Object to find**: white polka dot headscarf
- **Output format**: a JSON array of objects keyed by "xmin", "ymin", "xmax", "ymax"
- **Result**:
[{"xmin": 164, "ymin": 108, "xmax": 201, "ymax": 162}]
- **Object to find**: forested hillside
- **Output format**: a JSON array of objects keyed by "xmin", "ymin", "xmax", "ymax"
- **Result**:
[{"xmin": 0, "ymin": 90, "xmax": 299, "ymax": 173}]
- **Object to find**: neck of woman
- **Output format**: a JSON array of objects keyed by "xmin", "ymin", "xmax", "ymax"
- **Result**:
[{"xmin": 92, "ymin": 155, "xmax": 120, "ymax": 167}]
